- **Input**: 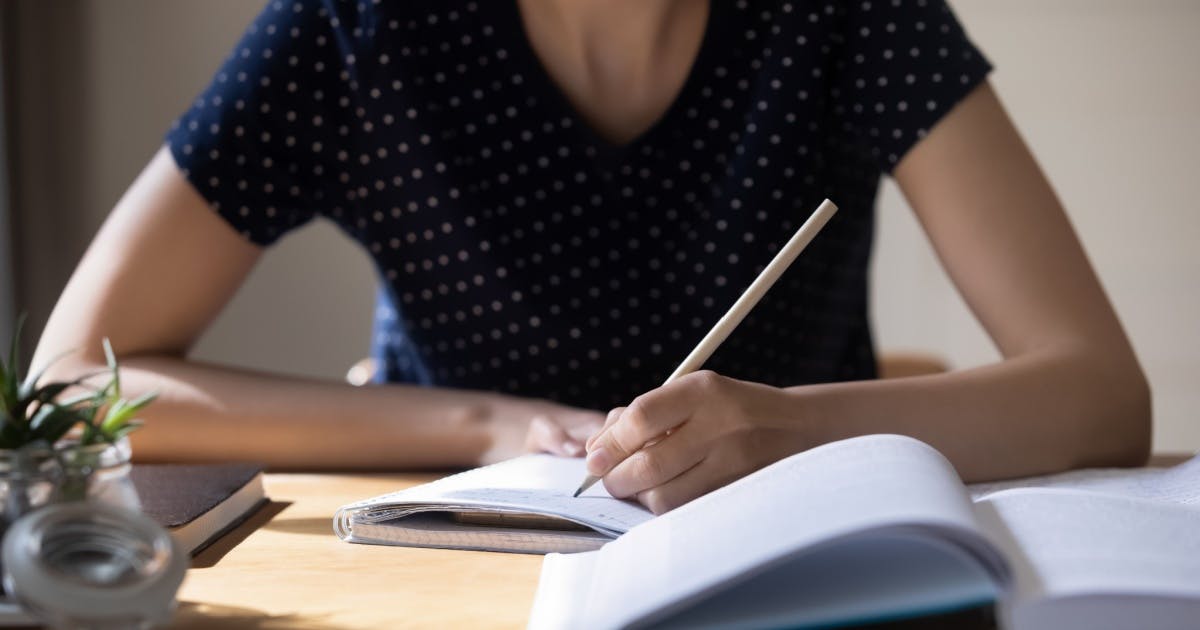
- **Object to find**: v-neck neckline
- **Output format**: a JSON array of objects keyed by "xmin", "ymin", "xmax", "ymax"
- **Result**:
[{"xmin": 498, "ymin": 0, "xmax": 727, "ymax": 154}]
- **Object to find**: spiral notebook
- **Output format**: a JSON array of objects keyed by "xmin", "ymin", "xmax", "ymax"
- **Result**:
[{"xmin": 333, "ymin": 454, "xmax": 653, "ymax": 554}]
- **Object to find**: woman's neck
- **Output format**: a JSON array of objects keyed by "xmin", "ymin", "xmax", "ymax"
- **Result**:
[{"xmin": 516, "ymin": 0, "xmax": 709, "ymax": 145}]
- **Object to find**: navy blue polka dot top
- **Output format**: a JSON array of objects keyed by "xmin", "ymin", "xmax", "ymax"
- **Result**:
[{"xmin": 167, "ymin": 0, "xmax": 991, "ymax": 411}]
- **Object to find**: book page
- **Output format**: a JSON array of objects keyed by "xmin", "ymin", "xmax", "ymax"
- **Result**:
[
  {"xmin": 529, "ymin": 551, "xmax": 601, "ymax": 630},
  {"xmin": 544, "ymin": 434, "xmax": 1008, "ymax": 629},
  {"xmin": 334, "ymin": 454, "xmax": 653, "ymax": 540},
  {"xmin": 969, "ymin": 455, "xmax": 1200, "ymax": 506},
  {"xmin": 975, "ymin": 488, "xmax": 1200, "ymax": 625}
]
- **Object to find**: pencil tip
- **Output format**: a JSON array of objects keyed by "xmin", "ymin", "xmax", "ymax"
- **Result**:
[{"xmin": 573, "ymin": 475, "xmax": 599, "ymax": 498}]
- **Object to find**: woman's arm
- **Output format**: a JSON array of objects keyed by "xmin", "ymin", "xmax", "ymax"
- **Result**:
[
  {"xmin": 33, "ymin": 147, "xmax": 603, "ymax": 469},
  {"xmin": 819, "ymin": 81, "xmax": 1150, "ymax": 473},
  {"xmin": 585, "ymin": 82, "xmax": 1150, "ymax": 513}
]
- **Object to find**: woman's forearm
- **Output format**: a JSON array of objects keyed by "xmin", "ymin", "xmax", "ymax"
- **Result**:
[
  {"xmin": 796, "ymin": 346, "xmax": 1151, "ymax": 482},
  {"xmin": 57, "ymin": 355, "xmax": 503, "ymax": 469}
]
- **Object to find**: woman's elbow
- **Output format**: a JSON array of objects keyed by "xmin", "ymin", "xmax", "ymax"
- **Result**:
[{"xmin": 1088, "ymin": 358, "xmax": 1152, "ymax": 469}]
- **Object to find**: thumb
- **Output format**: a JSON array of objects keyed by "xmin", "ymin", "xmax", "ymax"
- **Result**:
[{"xmin": 584, "ymin": 406, "xmax": 651, "ymax": 478}]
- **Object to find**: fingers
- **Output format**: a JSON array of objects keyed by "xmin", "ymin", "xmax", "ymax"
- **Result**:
[
  {"xmin": 636, "ymin": 429, "xmax": 792, "ymax": 514},
  {"xmin": 584, "ymin": 401, "xmax": 667, "ymax": 477},
  {"xmin": 525, "ymin": 415, "xmax": 584, "ymax": 457},
  {"xmin": 635, "ymin": 456, "xmax": 728, "ymax": 515},
  {"xmin": 585, "ymin": 371, "xmax": 716, "ymax": 477},
  {"xmin": 601, "ymin": 421, "xmax": 706, "ymax": 499}
]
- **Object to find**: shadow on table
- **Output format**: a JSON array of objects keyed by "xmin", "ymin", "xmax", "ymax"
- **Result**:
[
  {"xmin": 173, "ymin": 602, "xmax": 342, "ymax": 630},
  {"xmin": 261, "ymin": 517, "xmax": 338, "ymax": 536},
  {"xmin": 191, "ymin": 501, "xmax": 292, "ymax": 569}
]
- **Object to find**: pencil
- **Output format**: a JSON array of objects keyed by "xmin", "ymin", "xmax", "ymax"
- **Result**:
[{"xmin": 572, "ymin": 198, "xmax": 839, "ymax": 497}]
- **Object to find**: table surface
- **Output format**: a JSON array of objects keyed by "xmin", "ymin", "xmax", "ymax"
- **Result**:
[
  {"xmin": 169, "ymin": 454, "xmax": 1193, "ymax": 629},
  {"xmin": 171, "ymin": 472, "xmax": 543, "ymax": 629}
]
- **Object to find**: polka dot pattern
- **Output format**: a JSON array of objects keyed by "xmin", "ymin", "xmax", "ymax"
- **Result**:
[{"xmin": 167, "ymin": 0, "xmax": 991, "ymax": 411}]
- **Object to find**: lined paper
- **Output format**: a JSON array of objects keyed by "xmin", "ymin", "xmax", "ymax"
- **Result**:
[{"xmin": 969, "ymin": 454, "xmax": 1200, "ymax": 506}]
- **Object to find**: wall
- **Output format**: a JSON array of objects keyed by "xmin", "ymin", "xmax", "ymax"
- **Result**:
[
  {"xmin": 873, "ymin": 0, "xmax": 1200, "ymax": 451},
  {"xmin": 9, "ymin": 0, "xmax": 376, "ymax": 379},
  {"xmin": 10, "ymin": 1, "xmax": 1199, "ymax": 450},
  {"xmin": 0, "ymin": 8, "xmax": 13, "ymax": 347}
]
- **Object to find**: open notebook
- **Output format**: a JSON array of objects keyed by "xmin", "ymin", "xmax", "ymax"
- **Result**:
[
  {"xmin": 334, "ymin": 455, "xmax": 652, "ymax": 553},
  {"xmin": 522, "ymin": 435, "xmax": 1200, "ymax": 630},
  {"xmin": 333, "ymin": 435, "xmax": 1200, "ymax": 628}
]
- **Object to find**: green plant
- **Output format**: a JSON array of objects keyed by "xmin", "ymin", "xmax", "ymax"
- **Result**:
[{"xmin": 0, "ymin": 316, "xmax": 155, "ymax": 451}]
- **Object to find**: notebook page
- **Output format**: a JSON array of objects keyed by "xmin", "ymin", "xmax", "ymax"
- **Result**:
[
  {"xmin": 334, "ymin": 454, "xmax": 652, "ymax": 538},
  {"xmin": 568, "ymin": 434, "xmax": 1007, "ymax": 629},
  {"xmin": 976, "ymin": 488, "xmax": 1200, "ymax": 603},
  {"xmin": 969, "ymin": 454, "xmax": 1200, "ymax": 506},
  {"xmin": 529, "ymin": 551, "xmax": 601, "ymax": 630}
]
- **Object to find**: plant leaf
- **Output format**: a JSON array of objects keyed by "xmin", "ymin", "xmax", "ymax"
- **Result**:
[
  {"xmin": 30, "ymin": 405, "xmax": 86, "ymax": 444},
  {"xmin": 22, "ymin": 382, "xmax": 76, "ymax": 423},
  {"xmin": 19, "ymin": 347, "xmax": 79, "ymax": 398},
  {"xmin": 2, "ymin": 314, "xmax": 24, "ymax": 417},
  {"xmin": 0, "ymin": 404, "xmax": 30, "ymax": 448},
  {"xmin": 56, "ymin": 386, "xmax": 109, "ymax": 409},
  {"xmin": 0, "ymin": 417, "xmax": 22, "ymax": 449},
  {"xmin": 23, "ymin": 370, "xmax": 109, "ymax": 425},
  {"xmin": 97, "ymin": 388, "xmax": 156, "ymax": 442},
  {"xmin": 109, "ymin": 420, "xmax": 144, "ymax": 441},
  {"xmin": 79, "ymin": 420, "xmax": 100, "ymax": 446},
  {"xmin": 100, "ymin": 400, "xmax": 135, "ymax": 435},
  {"xmin": 102, "ymin": 337, "xmax": 120, "ymax": 398},
  {"xmin": 125, "ymin": 390, "xmax": 158, "ymax": 409}
]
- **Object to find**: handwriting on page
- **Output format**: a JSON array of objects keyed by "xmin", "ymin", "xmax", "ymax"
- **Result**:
[
  {"xmin": 441, "ymin": 488, "xmax": 653, "ymax": 532},
  {"xmin": 337, "ymin": 454, "xmax": 656, "ymax": 536},
  {"xmin": 969, "ymin": 455, "xmax": 1200, "ymax": 506}
]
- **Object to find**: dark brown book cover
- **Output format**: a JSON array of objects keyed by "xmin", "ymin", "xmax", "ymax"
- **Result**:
[{"xmin": 130, "ymin": 463, "xmax": 267, "ymax": 555}]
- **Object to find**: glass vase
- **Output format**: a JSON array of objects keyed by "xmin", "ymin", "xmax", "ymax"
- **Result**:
[
  {"xmin": 0, "ymin": 445, "xmax": 63, "ymax": 603},
  {"xmin": 57, "ymin": 437, "xmax": 141, "ymax": 511},
  {"xmin": 0, "ymin": 446, "xmax": 62, "ymax": 538}
]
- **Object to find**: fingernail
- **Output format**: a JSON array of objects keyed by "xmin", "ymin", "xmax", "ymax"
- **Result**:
[
  {"xmin": 562, "ymin": 441, "xmax": 583, "ymax": 457},
  {"xmin": 586, "ymin": 447, "xmax": 611, "ymax": 476}
]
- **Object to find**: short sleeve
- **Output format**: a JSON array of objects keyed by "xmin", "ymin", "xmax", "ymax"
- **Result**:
[
  {"xmin": 829, "ymin": 0, "xmax": 993, "ymax": 173},
  {"xmin": 166, "ymin": 0, "xmax": 358, "ymax": 245}
]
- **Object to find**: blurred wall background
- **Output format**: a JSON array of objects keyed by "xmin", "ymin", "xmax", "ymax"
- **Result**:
[
  {"xmin": 4, "ymin": 1, "xmax": 1197, "ymax": 451},
  {"xmin": 0, "ymin": 6, "xmax": 14, "ymax": 350}
]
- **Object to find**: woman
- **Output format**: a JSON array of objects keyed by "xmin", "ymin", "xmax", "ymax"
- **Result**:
[{"xmin": 33, "ymin": 0, "xmax": 1149, "ymax": 513}]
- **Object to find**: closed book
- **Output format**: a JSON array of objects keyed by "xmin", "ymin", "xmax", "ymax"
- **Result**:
[{"xmin": 131, "ymin": 462, "xmax": 267, "ymax": 555}]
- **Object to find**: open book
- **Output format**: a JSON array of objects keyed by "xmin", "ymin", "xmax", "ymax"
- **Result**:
[
  {"xmin": 521, "ymin": 435, "xmax": 1200, "ymax": 630},
  {"xmin": 334, "ymin": 455, "xmax": 653, "ymax": 553}
]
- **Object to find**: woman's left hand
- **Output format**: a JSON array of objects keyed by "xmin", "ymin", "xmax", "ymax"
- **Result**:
[{"xmin": 583, "ymin": 370, "xmax": 811, "ymax": 514}]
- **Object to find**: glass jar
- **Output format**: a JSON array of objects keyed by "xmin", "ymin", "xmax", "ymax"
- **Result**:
[
  {"xmin": 57, "ymin": 437, "xmax": 140, "ymax": 511},
  {"xmin": 0, "ymin": 446, "xmax": 63, "ymax": 537},
  {"xmin": 0, "ymin": 445, "xmax": 63, "ymax": 604}
]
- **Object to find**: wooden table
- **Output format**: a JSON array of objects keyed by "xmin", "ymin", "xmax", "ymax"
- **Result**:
[
  {"xmin": 170, "ymin": 455, "xmax": 1193, "ymax": 629},
  {"xmin": 171, "ymin": 473, "xmax": 543, "ymax": 629}
]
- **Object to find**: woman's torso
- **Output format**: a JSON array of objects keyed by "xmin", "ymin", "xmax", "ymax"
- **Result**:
[{"xmin": 168, "ymin": 0, "xmax": 991, "ymax": 410}]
